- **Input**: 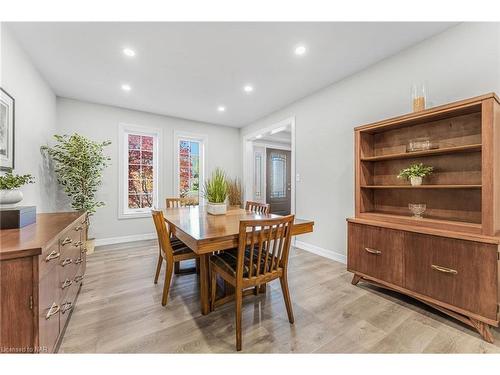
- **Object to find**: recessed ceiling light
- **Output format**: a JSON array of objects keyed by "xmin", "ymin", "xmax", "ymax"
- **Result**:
[
  {"xmin": 294, "ymin": 45, "xmax": 306, "ymax": 56},
  {"xmin": 217, "ymin": 106, "xmax": 226, "ymax": 112},
  {"xmin": 255, "ymin": 134, "xmax": 263, "ymax": 139},
  {"xmin": 123, "ymin": 48, "xmax": 136, "ymax": 57},
  {"xmin": 243, "ymin": 85, "xmax": 254, "ymax": 93},
  {"xmin": 121, "ymin": 84, "xmax": 132, "ymax": 92},
  {"xmin": 271, "ymin": 126, "xmax": 287, "ymax": 135}
]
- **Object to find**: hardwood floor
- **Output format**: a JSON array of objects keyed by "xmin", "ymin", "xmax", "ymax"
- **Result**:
[{"xmin": 59, "ymin": 240, "xmax": 500, "ymax": 353}]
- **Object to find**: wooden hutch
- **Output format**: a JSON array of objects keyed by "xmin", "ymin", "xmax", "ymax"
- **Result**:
[{"xmin": 347, "ymin": 93, "xmax": 500, "ymax": 342}]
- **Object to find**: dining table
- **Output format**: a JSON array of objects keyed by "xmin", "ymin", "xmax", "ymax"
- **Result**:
[{"xmin": 163, "ymin": 205, "xmax": 314, "ymax": 315}]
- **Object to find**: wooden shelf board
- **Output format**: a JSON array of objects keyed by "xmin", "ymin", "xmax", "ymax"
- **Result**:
[
  {"xmin": 361, "ymin": 144, "xmax": 482, "ymax": 162},
  {"xmin": 361, "ymin": 184, "xmax": 482, "ymax": 189},
  {"xmin": 359, "ymin": 212, "xmax": 482, "ymax": 230}
]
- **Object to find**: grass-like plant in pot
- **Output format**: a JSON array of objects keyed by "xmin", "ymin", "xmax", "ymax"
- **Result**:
[
  {"xmin": 0, "ymin": 172, "xmax": 35, "ymax": 206},
  {"xmin": 41, "ymin": 134, "xmax": 111, "ymax": 253},
  {"xmin": 203, "ymin": 167, "xmax": 228, "ymax": 215},
  {"xmin": 397, "ymin": 163, "xmax": 434, "ymax": 186}
]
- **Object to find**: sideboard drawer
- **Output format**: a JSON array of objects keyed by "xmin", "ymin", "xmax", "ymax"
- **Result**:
[
  {"xmin": 405, "ymin": 232, "xmax": 499, "ymax": 320},
  {"xmin": 347, "ymin": 222, "xmax": 404, "ymax": 286}
]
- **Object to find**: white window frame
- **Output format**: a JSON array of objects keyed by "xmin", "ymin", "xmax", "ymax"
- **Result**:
[
  {"xmin": 118, "ymin": 123, "xmax": 162, "ymax": 219},
  {"xmin": 173, "ymin": 131, "xmax": 206, "ymax": 205}
]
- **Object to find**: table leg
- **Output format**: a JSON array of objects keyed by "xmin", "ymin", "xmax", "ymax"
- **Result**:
[{"xmin": 199, "ymin": 254, "xmax": 210, "ymax": 315}]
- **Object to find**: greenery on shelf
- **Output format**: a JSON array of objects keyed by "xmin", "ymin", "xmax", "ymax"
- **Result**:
[
  {"xmin": 397, "ymin": 163, "xmax": 434, "ymax": 180},
  {"xmin": 227, "ymin": 177, "xmax": 242, "ymax": 206},
  {"xmin": 41, "ymin": 134, "xmax": 111, "ymax": 214},
  {"xmin": 0, "ymin": 172, "xmax": 35, "ymax": 190},
  {"xmin": 203, "ymin": 167, "xmax": 228, "ymax": 204}
]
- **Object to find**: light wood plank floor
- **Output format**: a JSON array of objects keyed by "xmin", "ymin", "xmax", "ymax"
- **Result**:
[{"xmin": 59, "ymin": 240, "xmax": 500, "ymax": 353}]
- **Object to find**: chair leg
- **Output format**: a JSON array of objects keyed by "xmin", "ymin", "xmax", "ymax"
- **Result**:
[
  {"xmin": 279, "ymin": 273, "xmax": 295, "ymax": 324},
  {"xmin": 174, "ymin": 261, "xmax": 180, "ymax": 275},
  {"xmin": 161, "ymin": 263, "xmax": 174, "ymax": 306},
  {"xmin": 154, "ymin": 255, "xmax": 163, "ymax": 284},
  {"xmin": 235, "ymin": 287, "xmax": 243, "ymax": 351},
  {"xmin": 210, "ymin": 269, "xmax": 217, "ymax": 312}
]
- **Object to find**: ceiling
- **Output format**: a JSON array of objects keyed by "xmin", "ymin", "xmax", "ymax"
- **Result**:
[{"xmin": 6, "ymin": 22, "xmax": 456, "ymax": 127}]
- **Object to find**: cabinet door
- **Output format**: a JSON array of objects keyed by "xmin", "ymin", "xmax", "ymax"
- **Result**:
[
  {"xmin": 348, "ymin": 223, "xmax": 404, "ymax": 286},
  {"xmin": 0, "ymin": 257, "xmax": 34, "ymax": 353},
  {"xmin": 405, "ymin": 232, "xmax": 498, "ymax": 320},
  {"xmin": 38, "ymin": 265, "xmax": 61, "ymax": 353}
]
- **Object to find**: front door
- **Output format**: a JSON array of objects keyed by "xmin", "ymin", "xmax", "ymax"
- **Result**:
[{"xmin": 266, "ymin": 148, "xmax": 291, "ymax": 215}]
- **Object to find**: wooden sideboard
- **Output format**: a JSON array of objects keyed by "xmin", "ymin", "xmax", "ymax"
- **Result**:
[
  {"xmin": 0, "ymin": 212, "xmax": 87, "ymax": 353},
  {"xmin": 347, "ymin": 93, "xmax": 500, "ymax": 343}
]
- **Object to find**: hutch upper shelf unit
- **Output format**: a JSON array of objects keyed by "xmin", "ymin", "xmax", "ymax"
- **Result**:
[{"xmin": 347, "ymin": 93, "xmax": 500, "ymax": 343}]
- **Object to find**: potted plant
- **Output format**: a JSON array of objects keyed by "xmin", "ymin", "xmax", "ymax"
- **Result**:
[
  {"xmin": 227, "ymin": 177, "xmax": 242, "ymax": 207},
  {"xmin": 397, "ymin": 163, "xmax": 434, "ymax": 186},
  {"xmin": 0, "ymin": 172, "xmax": 35, "ymax": 205},
  {"xmin": 41, "ymin": 134, "xmax": 111, "ymax": 254},
  {"xmin": 203, "ymin": 168, "xmax": 228, "ymax": 215}
]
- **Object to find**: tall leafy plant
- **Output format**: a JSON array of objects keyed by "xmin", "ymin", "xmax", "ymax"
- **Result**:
[
  {"xmin": 41, "ymin": 134, "xmax": 111, "ymax": 218},
  {"xmin": 203, "ymin": 168, "xmax": 228, "ymax": 203}
]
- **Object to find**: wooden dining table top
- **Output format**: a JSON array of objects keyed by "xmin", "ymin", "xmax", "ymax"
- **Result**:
[{"xmin": 162, "ymin": 205, "xmax": 314, "ymax": 255}]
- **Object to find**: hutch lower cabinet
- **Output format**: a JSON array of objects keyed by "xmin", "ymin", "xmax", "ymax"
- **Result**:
[
  {"xmin": 0, "ymin": 212, "xmax": 87, "ymax": 353},
  {"xmin": 347, "ymin": 93, "xmax": 500, "ymax": 342}
]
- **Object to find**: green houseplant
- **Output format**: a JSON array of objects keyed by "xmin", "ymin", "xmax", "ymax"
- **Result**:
[
  {"xmin": 203, "ymin": 167, "xmax": 228, "ymax": 215},
  {"xmin": 0, "ymin": 172, "xmax": 35, "ymax": 205},
  {"xmin": 397, "ymin": 163, "xmax": 433, "ymax": 186},
  {"xmin": 41, "ymin": 134, "xmax": 111, "ymax": 252}
]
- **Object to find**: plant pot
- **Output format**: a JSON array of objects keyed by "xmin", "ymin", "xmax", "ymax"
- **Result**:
[
  {"xmin": 0, "ymin": 189, "xmax": 23, "ymax": 206},
  {"xmin": 410, "ymin": 176, "xmax": 423, "ymax": 186},
  {"xmin": 207, "ymin": 202, "xmax": 227, "ymax": 215}
]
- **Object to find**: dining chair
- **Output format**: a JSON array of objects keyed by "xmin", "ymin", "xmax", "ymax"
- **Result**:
[
  {"xmin": 209, "ymin": 214, "xmax": 295, "ymax": 351},
  {"xmin": 165, "ymin": 197, "xmax": 200, "ymax": 274},
  {"xmin": 151, "ymin": 210, "xmax": 199, "ymax": 306},
  {"xmin": 245, "ymin": 200, "xmax": 270, "ymax": 214}
]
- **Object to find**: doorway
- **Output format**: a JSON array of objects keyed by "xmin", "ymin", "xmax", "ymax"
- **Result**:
[{"xmin": 242, "ymin": 117, "xmax": 295, "ymax": 215}]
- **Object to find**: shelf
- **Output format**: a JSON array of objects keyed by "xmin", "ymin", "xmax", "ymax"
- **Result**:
[
  {"xmin": 359, "ymin": 212, "xmax": 482, "ymax": 230},
  {"xmin": 361, "ymin": 143, "xmax": 482, "ymax": 162},
  {"xmin": 361, "ymin": 184, "xmax": 482, "ymax": 189}
]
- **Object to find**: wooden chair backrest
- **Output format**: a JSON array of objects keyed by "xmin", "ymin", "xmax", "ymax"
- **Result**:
[
  {"xmin": 236, "ymin": 215, "xmax": 294, "ymax": 280},
  {"xmin": 245, "ymin": 201, "xmax": 270, "ymax": 215},
  {"xmin": 166, "ymin": 197, "xmax": 198, "ymax": 208},
  {"xmin": 151, "ymin": 209, "xmax": 174, "ymax": 261}
]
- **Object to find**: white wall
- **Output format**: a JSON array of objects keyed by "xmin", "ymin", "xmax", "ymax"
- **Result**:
[
  {"xmin": 57, "ymin": 98, "xmax": 241, "ymax": 241},
  {"xmin": 0, "ymin": 25, "xmax": 58, "ymax": 212},
  {"xmin": 241, "ymin": 22, "xmax": 500, "ymax": 262}
]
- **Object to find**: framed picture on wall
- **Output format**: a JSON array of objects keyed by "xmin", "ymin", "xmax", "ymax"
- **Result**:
[{"xmin": 0, "ymin": 88, "xmax": 15, "ymax": 171}]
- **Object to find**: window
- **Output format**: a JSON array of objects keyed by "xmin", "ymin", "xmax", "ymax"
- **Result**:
[
  {"xmin": 119, "ymin": 124, "xmax": 160, "ymax": 218},
  {"xmin": 270, "ymin": 152, "xmax": 287, "ymax": 199},
  {"xmin": 174, "ymin": 132, "xmax": 205, "ymax": 206}
]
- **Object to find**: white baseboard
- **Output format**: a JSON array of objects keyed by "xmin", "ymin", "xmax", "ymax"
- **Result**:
[
  {"xmin": 294, "ymin": 240, "xmax": 346, "ymax": 264},
  {"xmin": 94, "ymin": 233, "xmax": 156, "ymax": 247}
]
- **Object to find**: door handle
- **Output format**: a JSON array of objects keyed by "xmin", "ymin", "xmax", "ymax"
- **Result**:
[
  {"xmin": 431, "ymin": 264, "xmax": 458, "ymax": 275},
  {"xmin": 364, "ymin": 247, "xmax": 382, "ymax": 255}
]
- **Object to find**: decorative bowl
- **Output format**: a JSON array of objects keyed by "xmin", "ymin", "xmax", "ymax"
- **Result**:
[{"xmin": 409, "ymin": 203, "xmax": 426, "ymax": 218}]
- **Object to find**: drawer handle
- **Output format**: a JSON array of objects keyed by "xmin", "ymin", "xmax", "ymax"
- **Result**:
[
  {"xmin": 81, "ymin": 247, "xmax": 88, "ymax": 254},
  {"xmin": 74, "ymin": 257, "xmax": 83, "ymax": 265},
  {"xmin": 73, "ymin": 241, "xmax": 83, "ymax": 247},
  {"xmin": 45, "ymin": 302, "xmax": 60, "ymax": 320},
  {"xmin": 61, "ymin": 302, "xmax": 73, "ymax": 314},
  {"xmin": 61, "ymin": 258, "xmax": 73, "ymax": 267},
  {"xmin": 74, "ymin": 275, "xmax": 84, "ymax": 282},
  {"xmin": 61, "ymin": 279, "xmax": 73, "ymax": 289},
  {"xmin": 74, "ymin": 226, "xmax": 83, "ymax": 231},
  {"xmin": 45, "ymin": 250, "xmax": 61, "ymax": 262},
  {"xmin": 61, "ymin": 237, "xmax": 72, "ymax": 246},
  {"xmin": 364, "ymin": 247, "xmax": 382, "ymax": 255},
  {"xmin": 431, "ymin": 264, "xmax": 458, "ymax": 275}
]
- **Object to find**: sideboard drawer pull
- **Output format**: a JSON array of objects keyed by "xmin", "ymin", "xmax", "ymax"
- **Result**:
[
  {"xmin": 45, "ymin": 302, "xmax": 60, "ymax": 320},
  {"xmin": 74, "ymin": 226, "xmax": 83, "ymax": 231},
  {"xmin": 364, "ymin": 247, "xmax": 382, "ymax": 255},
  {"xmin": 74, "ymin": 257, "xmax": 83, "ymax": 264},
  {"xmin": 61, "ymin": 258, "xmax": 73, "ymax": 267},
  {"xmin": 74, "ymin": 275, "xmax": 84, "ymax": 282},
  {"xmin": 61, "ymin": 279, "xmax": 73, "ymax": 289},
  {"xmin": 45, "ymin": 250, "xmax": 61, "ymax": 262},
  {"xmin": 431, "ymin": 264, "xmax": 458, "ymax": 275},
  {"xmin": 61, "ymin": 302, "xmax": 73, "ymax": 314},
  {"xmin": 73, "ymin": 241, "xmax": 83, "ymax": 247},
  {"xmin": 61, "ymin": 237, "xmax": 72, "ymax": 246}
]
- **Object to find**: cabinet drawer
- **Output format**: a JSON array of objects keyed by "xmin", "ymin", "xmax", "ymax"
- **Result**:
[
  {"xmin": 60, "ymin": 265, "xmax": 83, "ymax": 331},
  {"xmin": 405, "ymin": 233, "xmax": 498, "ymax": 320},
  {"xmin": 348, "ymin": 222, "xmax": 404, "ymax": 286},
  {"xmin": 38, "ymin": 268, "xmax": 61, "ymax": 353}
]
